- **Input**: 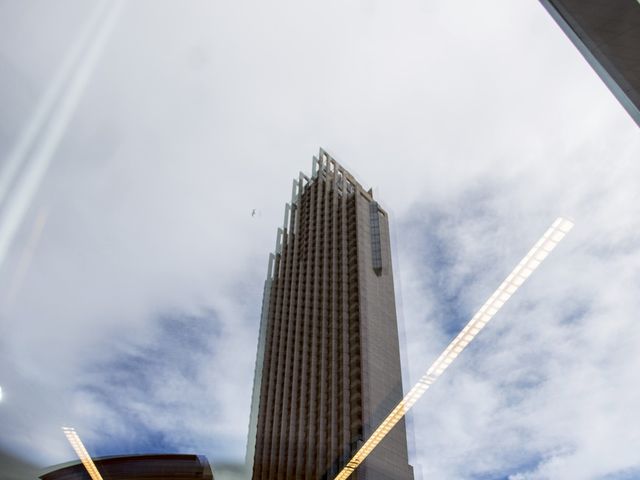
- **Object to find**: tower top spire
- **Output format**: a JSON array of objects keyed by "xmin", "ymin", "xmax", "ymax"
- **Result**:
[{"xmin": 313, "ymin": 147, "xmax": 374, "ymax": 200}]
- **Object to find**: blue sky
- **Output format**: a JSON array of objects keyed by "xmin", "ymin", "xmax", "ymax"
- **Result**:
[{"xmin": 1, "ymin": 1, "xmax": 640, "ymax": 479}]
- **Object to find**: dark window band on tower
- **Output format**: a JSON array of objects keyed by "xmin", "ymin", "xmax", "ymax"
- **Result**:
[{"xmin": 369, "ymin": 202, "xmax": 382, "ymax": 275}]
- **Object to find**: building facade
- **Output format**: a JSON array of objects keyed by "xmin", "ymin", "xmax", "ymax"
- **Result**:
[
  {"xmin": 247, "ymin": 150, "xmax": 413, "ymax": 480},
  {"xmin": 539, "ymin": 0, "xmax": 640, "ymax": 127}
]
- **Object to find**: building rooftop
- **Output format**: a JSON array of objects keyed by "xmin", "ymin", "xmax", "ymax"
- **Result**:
[{"xmin": 39, "ymin": 453, "xmax": 214, "ymax": 480}]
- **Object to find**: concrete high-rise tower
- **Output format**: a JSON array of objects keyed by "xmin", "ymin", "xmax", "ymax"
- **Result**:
[{"xmin": 247, "ymin": 150, "xmax": 414, "ymax": 480}]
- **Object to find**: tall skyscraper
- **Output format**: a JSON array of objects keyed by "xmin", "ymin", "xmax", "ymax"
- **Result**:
[
  {"xmin": 539, "ymin": 0, "xmax": 640, "ymax": 127},
  {"xmin": 247, "ymin": 150, "xmax": 414, "ymax": 480}
]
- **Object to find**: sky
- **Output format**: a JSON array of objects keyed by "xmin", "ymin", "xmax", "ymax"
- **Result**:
[{"xmin": 1, "ymin": 1, "xmax": 640, "ymax": 479}]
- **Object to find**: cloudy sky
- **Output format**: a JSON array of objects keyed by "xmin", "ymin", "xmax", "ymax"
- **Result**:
[{"xmin": 1, "ymin": 1, "xmax": 639, "ymax": 479}]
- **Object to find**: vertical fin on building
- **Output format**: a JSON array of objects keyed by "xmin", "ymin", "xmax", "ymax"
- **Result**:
[
  {"xmin": 290, "ymin": 172, "xmax": 309, "ymax": 235},
  {"xmin": 275, "ymin": 227, "xmax": 283, "ymax": 254},
  {"xmin": 283, "ymin": 204, "xmax": 291, "ymax": 233},
  {"xmin": 318, "ymin": 147, "xmax": 331, "ymax": 177},
  {"xmin": 246, "ymin": 252, "xmax": 276, "ymax": 475},
  {"xmin": 267, "ymin": 252, "xmax": 275, "ymax": 280},
  {"xmin": 291, "ymin": 179, "xmax": 299, "ymax": 205}
]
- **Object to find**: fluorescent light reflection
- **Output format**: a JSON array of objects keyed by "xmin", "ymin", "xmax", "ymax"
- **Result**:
[
  {"xmin": 334, "ymin": 217, "xmax": 574, "ymax": 480},
  {"xmin": 62, "ymin": 427, "xmax": 104, "ymax": 480}
]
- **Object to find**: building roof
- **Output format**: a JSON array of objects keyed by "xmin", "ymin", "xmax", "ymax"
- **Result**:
[{"xmin": 39, "ymin": 453, "xmax": 213, "ymax": 480}]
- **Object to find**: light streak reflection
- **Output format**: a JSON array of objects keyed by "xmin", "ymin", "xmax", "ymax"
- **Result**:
[
  {"xmin": 3, "ymin": 206, "xmax": 48, "ymax": 305},
  {"xmin": 0, "ymin": 0, "xmax": 123, "ymax": 272},
  {"xmin": 62, "ymin": 427, "xmax": 104, "ymax": 480},
  {"xmin": 0, "ymin": 0, "xmax": 110, "ymax": 209},
  {"xmin": 333, "ymin": 217, "xmax": 575, "ymax": 480}
]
